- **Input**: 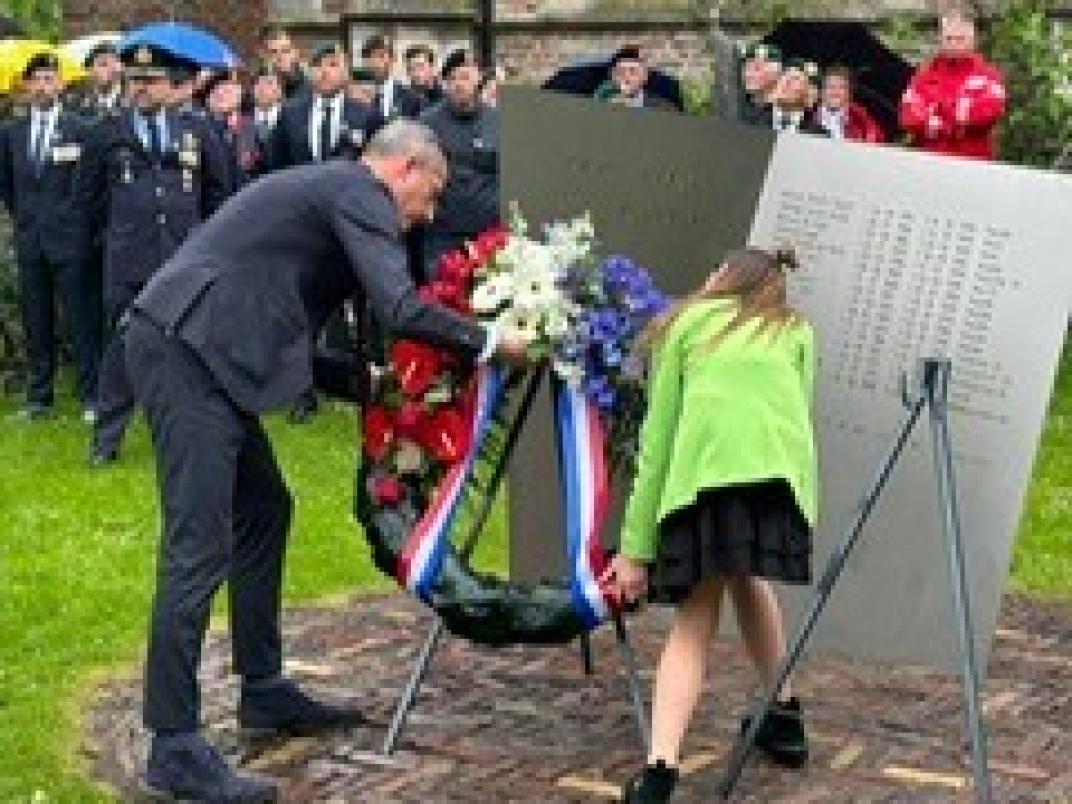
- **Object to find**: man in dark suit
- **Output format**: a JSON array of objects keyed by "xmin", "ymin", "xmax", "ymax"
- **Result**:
[
  {"xmin": 67, "ymin": 41, "xmax": 125, "ymax": 120},
  {"xmin": 362, "ymin": 34, "xmax": 424, "ymax": 121},
  {"xmin": 124, "ymin": 119, "xmax": 529, "ymax": 801},
  {"xmin": 0, "ymin": 52, "xmax": 99, "ymax": 420},
  {"xmin": 419, "ymin": 49, "xmax": 499, "ymax": 282},
  {"xmin": 598, "ymin": 45, "xmax": 677, "ymax": 111},
  {"xmin": 405, "ymin": 44, "xmax": 443, "ymax": 108},
  {"xmin": 250, "ymin": 65, "xmax": 283, "ymax": 176},
  {"xmin": 269, "ymin": 42, "xmax": 377, "ymax": 171},
  {"xmin": 80, "ymin": 44, "xmax": 231, "ymax": 464},
  {"xmin": 258, "ymin": 23, "xmax": 308, "ymax": 100}
]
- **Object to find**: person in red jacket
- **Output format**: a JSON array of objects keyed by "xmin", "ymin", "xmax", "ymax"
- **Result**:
[
  {"xmin": 819, "ymin": 65, "xmax": 886, "ymax": 143},
  {"xmin": 900, "ymin": 10, "xmax": 1006, "ymax": 160}
]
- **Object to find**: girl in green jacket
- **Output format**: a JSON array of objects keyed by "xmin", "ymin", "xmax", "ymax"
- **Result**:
[{"xmin": 601, "ymin": 247, "xmax": 818, "ymax": 803}]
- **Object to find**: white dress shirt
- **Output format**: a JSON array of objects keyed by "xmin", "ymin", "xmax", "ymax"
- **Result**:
[
  {"xmin": 310, "ymin": 93, "xmax": 344, "ymax": 161},
  {"xmin": 29, "ymin": 104, "xmax": 60, "ymax": 163}
]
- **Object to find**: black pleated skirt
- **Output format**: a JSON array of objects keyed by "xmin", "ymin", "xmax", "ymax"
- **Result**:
[{"xmin": 649, "ymin": 479, "xmax": 812, "ymax": 606}]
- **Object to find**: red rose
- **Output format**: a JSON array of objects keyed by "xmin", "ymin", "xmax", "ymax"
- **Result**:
[
  {"xmin": 422, "ymin": 280, "xmax": 468, "ymax": 312},
  {"xmin": 421, "ymin": 407, "xmax": 470, "ymax": 464},
  {"xmin": 394, "ymin": 399, "xmax": 429, "ymax": 441},
  {"xmin": 363, "ymin": 406, "xmax": 395, "ymax": 462},
  {"xmin": 372, "ymin": 475, "xmax": 405, "ymax": 506},
  {"xmin": 391, "ymin": 340, "xmax": 443, "ymax": 397},
  {"xmin": 471, "ymin": 226, "xmax": 509, "ymax": 263},
  {"xmin": 437, "ymin": 249, "xmax": 476, "ymax": 285}
]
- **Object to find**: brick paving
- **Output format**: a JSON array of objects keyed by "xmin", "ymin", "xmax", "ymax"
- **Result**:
[{"xmin": 87, "ymin": 593, "xmax": 1072, "ymax": 802}]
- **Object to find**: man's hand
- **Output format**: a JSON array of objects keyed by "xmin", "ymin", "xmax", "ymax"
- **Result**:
[
  {"xmin": 494, "ymin": 331, "xmax": 536, "ymax": 367},
  {"xmin": 599, "ymin": 554, "xmax": 648, "ymax": 608}
]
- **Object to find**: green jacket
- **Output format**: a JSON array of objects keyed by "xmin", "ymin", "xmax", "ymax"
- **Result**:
[{"xmin": 619, "ymin": 299, "xmax": 819, "ymax": 563}]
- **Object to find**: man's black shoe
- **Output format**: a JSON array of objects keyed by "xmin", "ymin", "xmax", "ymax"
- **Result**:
[
  {"xmin": 741, "ymin": 696, "xmax": 810, "ymax": 768},
  {"xmin": 239, "ymin": 678, "xmax": 369, "ymax": 738},
  {"xmin": 622, "ymin": 760, "xmax": 679, "ymax": 803},
  {"xmin": 142, "ymin": 731, "xmax": 277, "ymax": 803}
]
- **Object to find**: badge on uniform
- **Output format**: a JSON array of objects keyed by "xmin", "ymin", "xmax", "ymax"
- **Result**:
[
  {"xmin": 122, "ymin": 157, "xmax": 133, "ymax": 184},
  {"xmin": 178, "ymin": 130, "xmax": 200, "ymax": 170},
  {"xmin": 51, "ymin": 143, "xmax": 82, "ymax": 163}
]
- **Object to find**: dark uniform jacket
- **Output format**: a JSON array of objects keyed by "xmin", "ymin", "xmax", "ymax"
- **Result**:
[
  {"xmin": 0, "ymin": 107, "xmax": 92, "ymax": 265},
  {"xmin": 78, "ymin": 108, "xmax": 231, "ymax": 310},
  {"xmin": 132, "ymin": 160, "xmax": 488, "ymax": 414},
  {"xmin": 420, "ymin": 101, "xmax": 499, "ymax": 237},
  {"xmin": 269, "ymin": 92, "xmax": 378, "ymax": 170},
  {"xmin": 376, "ymin": 78, "xmax": 424, "ymax": 121}
]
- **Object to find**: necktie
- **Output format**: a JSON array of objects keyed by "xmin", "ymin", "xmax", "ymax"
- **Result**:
[
  {"xmin": 318, "ymin": 100, "xmax": 333, "ymax": 161},
  {"xmin": 148, "ymin": 114, "xmax": 164, "ymax": 158}
]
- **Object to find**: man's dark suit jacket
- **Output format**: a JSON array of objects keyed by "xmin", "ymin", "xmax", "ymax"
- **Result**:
[
  {"xmin": 0, "ymin": 108, "xmax": 92, "ymax": 264},
  {"xmin": 133, "ymin": 160, "xmax": 488, "ymax": 414},
  {"xmin": 269, "ymin": 92, "xmax": 378, "ymax": 170}
]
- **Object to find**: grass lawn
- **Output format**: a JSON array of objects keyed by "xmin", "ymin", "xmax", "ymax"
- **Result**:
[
  {"xmin": 0, "ymin": 346, "xmax": 1067, "ymax": 801},
  {"xmin": 0, "ymin": 391, "xmax": 505, "ymax": 801}
]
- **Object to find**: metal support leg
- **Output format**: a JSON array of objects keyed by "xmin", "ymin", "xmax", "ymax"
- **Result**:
[
  {"xmin": 614, "ymin": 614, "xmax": 651, "ymax": 755},
  {"xmin": 718, "ymin": 377, "xmax": 930, "ymax": 799},
  {"xmin": 381, "ymin": 370, "xmax": 543, "ymax": 756},
  {"xmin": 927, "ymin": 359, "xmax": 993, "ymax": 803},
  {"xmin": 382, "ymin": 620, "xmax": 445, "ymax": 755},
  {"xmin": 580, "ymin": 632, "xmax": 595, "ymax": 676}
]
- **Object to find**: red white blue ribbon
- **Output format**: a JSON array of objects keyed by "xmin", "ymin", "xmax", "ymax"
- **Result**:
[
  {"xmin": 555, "ymin": 381, "xmax": 613, "ymax": 629},
  {"xmin": 397, "ymin": 364, "xmax": 504, "ymax": 603},
  {"xmin": 395, "ymin": 368, "xmax": 614, "ymax": 629}
]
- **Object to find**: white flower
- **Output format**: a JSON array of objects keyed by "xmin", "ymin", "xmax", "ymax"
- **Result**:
[
  {"xmin": 471, "ymin": 274, "xmax": 511, "ymax": 314},
  {"xmin": 394, "ymin": 439, "xmax": 425, "ymax": 476},
  {"xmin": 498, "ymin": 307, "xmax": 542, "ymax": 344},
  {"xmin": 512, "ymin": 270, "xmax": 562, "ymax": 312}
]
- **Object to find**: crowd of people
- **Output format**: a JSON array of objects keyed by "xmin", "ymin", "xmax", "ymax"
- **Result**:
[{"xmin": 1, "ymin": 25, "xmax": 502, "ymax": 461}]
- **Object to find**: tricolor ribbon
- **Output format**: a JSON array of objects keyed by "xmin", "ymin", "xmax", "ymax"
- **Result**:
[
  {"xmin": 555, "ymin": 380, "xmax": 614, "ymax": 629},
  {"xmin": 397, "ymin": 364, "xmax": 505, "ymax": 603},
  {"xmin": 395, "ymin": 368, "xmax": 616, "ymax": 629}
]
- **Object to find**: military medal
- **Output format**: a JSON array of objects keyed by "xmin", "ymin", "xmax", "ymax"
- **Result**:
[{"xmin": 122, "ymin": 159, "xmax": 133, "ymax": 184}]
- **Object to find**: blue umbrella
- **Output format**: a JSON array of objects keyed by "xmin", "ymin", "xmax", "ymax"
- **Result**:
[{"xmin": 120, "ymin": 22, "xmax": 238, "ymax": 69}]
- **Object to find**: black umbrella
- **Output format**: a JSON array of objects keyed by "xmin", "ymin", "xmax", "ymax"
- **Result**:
[
  {"xmin": 762, "ymin": 20, "xmax": 914, "ymax": 138},
  {"xmin": 0, "ymin": 15, "xmax": 24, "ymax": 38},
  {"xmin": 542, "ymin": 55, "xmax": 685, "ymax": 112}
]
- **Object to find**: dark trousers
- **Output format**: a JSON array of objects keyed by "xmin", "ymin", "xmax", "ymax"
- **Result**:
[
  {"xmin": 18, "ymin": 251, "xmax": 100, "ymax": 408},
  {"xmin": 93, "ymin": 289, "xmax": 141, "ymax": 454},
  {"xmin": 125, "ymin": 315, "xmax": 291, "ymax": 732}
]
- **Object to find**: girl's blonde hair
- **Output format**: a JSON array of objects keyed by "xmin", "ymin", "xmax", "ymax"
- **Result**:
[{"xmin": 641, "ymin": 246, "xmax": 802, "ymax": 352}]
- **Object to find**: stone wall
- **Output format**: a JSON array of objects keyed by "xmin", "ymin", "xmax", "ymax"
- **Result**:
[{"xmin": 63, "ymin": 0, "xmax": 273, "ymax": 60}]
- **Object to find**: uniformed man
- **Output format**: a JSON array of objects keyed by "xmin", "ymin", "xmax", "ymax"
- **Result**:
[
  {"xmin": 124, "ymin": 119, "xmax": 529, "ymax": 802},
  {"xmin": 200, "ymin": 69, "xmax": 259, "ymax": 188},
  {"xmin": 269, "ymin": 42, "xmax": 378, "ymax": 171},
  {"xmin": 418, "ymin": 49, "xmax": 499, "ymax": 282},
  {"xmin": 361, "ymin": 34, "xmax": 424, "ymax": 121},
  {"xmin": 404, "ymin": 44, "xmax": 443, "ymax": 108},
  {"xmin": 736, "ymin": 43, "xmax": 783, "ymax": 127},
  {"xmin": 258, "ymin": 23, "xmax": 308, "ymax": 100},
  {"xmin": 596, "ymin": 45, "xmax": 676, "ymax": 111},
  {"xmin": 250, "ymin": 65, "xmax": 284, "ymax": 168},
  {"xmin": 0, "ymin": 52, "xmax": 99, "ymax": 421},
  {"xmin": 68, "ymin": 41, "xmax": 124, "ymax": 119},
  {"xmin": 81, "ymin": 44, "xmax": 231, "ymax": 464}
]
